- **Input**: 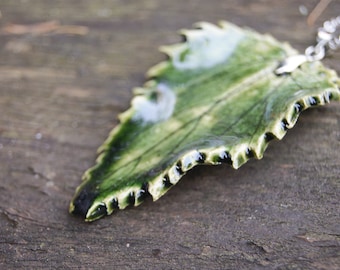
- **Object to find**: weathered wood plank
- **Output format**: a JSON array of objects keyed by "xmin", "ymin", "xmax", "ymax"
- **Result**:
[{"xmin": 0, "ymin": 0, "xmax": 339, "ymax": 269}]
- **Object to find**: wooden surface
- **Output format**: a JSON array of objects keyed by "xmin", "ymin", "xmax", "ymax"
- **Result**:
[{"xmin": 0, "ymin": 1, "xmax": 339, "ymax": 269}]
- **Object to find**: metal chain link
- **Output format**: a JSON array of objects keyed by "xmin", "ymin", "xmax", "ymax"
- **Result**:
[
  {"xmin": 276, "ymin": 16, "xmax": 340, "ymax": 75},
  {"xmin": 305, "ymin": 16, "xmax": 340, "ymax": 61}
]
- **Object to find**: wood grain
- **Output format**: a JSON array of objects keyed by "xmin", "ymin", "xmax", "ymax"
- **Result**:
[{"xmin": 0, "ymin": 0, "xmax": 339, "ymax": 269}]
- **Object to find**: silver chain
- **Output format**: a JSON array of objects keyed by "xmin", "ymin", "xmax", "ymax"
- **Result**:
[
  {"xmin": 275, "ymin": 16, "xmax": 340, "ymax": 75},
  {"xmin": 305, "ymin": 16, "xmax": 340, "ymax": 61}
]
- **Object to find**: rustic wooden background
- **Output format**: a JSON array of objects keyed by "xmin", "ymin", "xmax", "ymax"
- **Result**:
[{"xmin": 0, "ymin": 0, "xmax": 339, "ymax": 269}]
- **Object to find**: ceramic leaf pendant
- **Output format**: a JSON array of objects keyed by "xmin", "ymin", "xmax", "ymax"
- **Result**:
[{"xmin": 70, "ymin": 18, "xmax": 340, "ymax": 221}]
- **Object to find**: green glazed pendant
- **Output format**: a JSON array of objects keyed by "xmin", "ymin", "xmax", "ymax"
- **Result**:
[{"xmin": 70, "ymin": 20, "xmax": 340, "ymax": 221}]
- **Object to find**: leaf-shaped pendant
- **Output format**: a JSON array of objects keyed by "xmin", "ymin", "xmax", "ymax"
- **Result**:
[{"xmin": 70, "ymin": 20, "xmax": 340, "ymax": 221}]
